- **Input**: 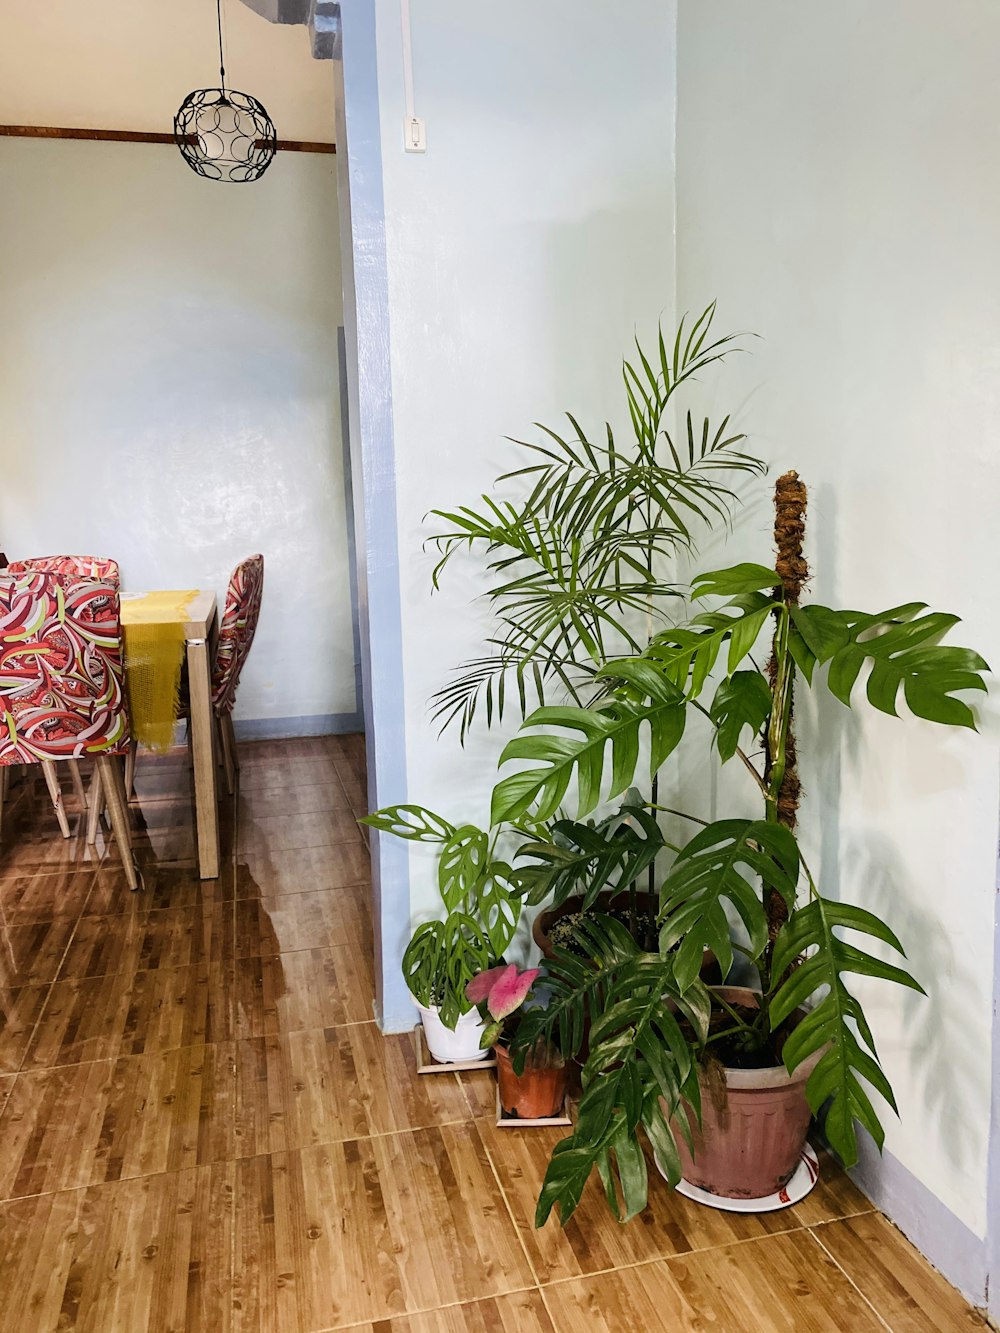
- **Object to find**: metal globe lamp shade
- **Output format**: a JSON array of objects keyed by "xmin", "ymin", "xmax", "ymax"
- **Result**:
[{"xmin": 174, "ymin": 88, "xmax": 277, "ymax": 183}]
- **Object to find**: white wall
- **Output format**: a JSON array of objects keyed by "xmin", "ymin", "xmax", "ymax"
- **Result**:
[
  {"xmin": 0, "ymin": 0, "xmax": 334, "ymax": 144},
  {"xmin": 0, "ymin": 136, "xmax": 356, "ymax": 726},
  {"xmin": 676, "ymin": 0, "xmax": 1000, "ymax": 1263},
  {"xmin": 365, "ymin": 0, "xmax": 678, "ymax": 980}
]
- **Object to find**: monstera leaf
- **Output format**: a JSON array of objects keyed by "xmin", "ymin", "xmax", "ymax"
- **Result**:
[
  {"xmin": 658, "ymin": 819, "xmax": 800, "ymax": 988},
  {"xmin": 791, "ymin": 602, "xmax": 988, "ymax": 727},
  {"xmin": 438, "ymin": 824, "xmax": 489, "ymax": 911},
  {"xmin": 770, "ymin": 895, "xmax": 925, "ymax": 1167},
  {"xmin": 360, "ymin": 804, "xmax": 455, "ymax": 842},
  {"xmin": 709, "ymin": 670, "xmax": 772, "ymax": 761},
  {"xmin": 491, "ymin": 666, "xmax": 687, "ymax": 825}
]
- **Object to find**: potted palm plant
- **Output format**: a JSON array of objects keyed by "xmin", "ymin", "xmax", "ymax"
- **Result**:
[
  {"xmin": 360, "ymin": 805, "xmax": 521, "ymax": 1063},
  {"xmin": 494, "ymin": 471, "xmax": 989, "ymax": 1220},
  {"xmin": 424, "ymin": 305, "xmax": 764, "ymax": 958},
  {"xmin": 466, "ymin": 963, "xmax": 568, "ymax": 1120}
]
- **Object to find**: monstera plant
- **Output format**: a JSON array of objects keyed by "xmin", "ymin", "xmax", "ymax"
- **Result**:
[{"xmin": 497, "ymin": 472, "xmax": 989, "ymax": 1223}]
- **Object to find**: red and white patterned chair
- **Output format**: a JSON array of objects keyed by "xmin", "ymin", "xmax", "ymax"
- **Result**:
[
  {"xmin": 5, "ymin": 556, "xmax": 121, "ymax": 827},
  {"xmin": 7, "ymin": 555, "xmax": 120, "ymax": 582},
  {"xmin": 212, "ymin": 554, "xmax": 264, "ymax": 793},
  {"xmin": 0, "ymin": 569, "xmax": 139, "ymax": 888}
]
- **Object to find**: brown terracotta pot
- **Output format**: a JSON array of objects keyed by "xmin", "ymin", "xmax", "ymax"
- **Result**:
[
  {"xmin": 533, "ymin": 890, "xmax": 721, "ymax": 984},
  {"xmin": 667, "ymin": 986, "xmax": 822, "ymax": 1200},
  {"xmin": 495, "ymin": 1044, "xmax": 568, "ymax": 1120}
]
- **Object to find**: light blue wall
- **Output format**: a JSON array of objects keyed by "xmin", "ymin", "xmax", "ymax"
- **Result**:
[
  {"xmin": 337, "ymin": 0, "xmax": 678, "ymax": 1032},
  {"xmin": 675, "ymin": 0, "xmax": 1000, "ymax": 1306}
]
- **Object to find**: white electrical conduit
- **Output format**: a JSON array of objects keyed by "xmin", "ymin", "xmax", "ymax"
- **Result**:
[{"xmin": 400, "ymin": 0, "xmax": 426, "ymax": 151}]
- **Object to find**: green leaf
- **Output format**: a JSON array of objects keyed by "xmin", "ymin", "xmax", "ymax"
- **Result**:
[
  {"xmin": 491, "ymin": 685, "xmax": 687, "ymax": 825},
  {"xmin": 532, "ymin": 945, "xmax": 703, "ymax": 1225},
  {"xmin": 360, "ymin": 805, "xmax": 455, "ymax": 843},
  {"xmin": 476, "ymin": 861, "xmax": 520, "ymax": 957},
  {"xmin": 691, "ymin": 563, "xmax": 780, "ymax": 598},
  {"xmin": 511, "ymin": 914, "xmax": 641, "ymax": 1073},
  {"xmin": 512, "ymin": 805, "xmax": 666, "ymax": 911},
  {"xmin": 659, "ymin": 819, "xmax": 800, "ymax": 987},
  {"xmin": 710, "ymin": 670, "xmax": 772, "ymax": 762},
  {"xmin": 807, "ymin": 603, "xmax": 989, "ymax": 727},
  {"xmin": 438, "ymin": 825, "xmax": 489, "ymax": 911},
  {"xmin": 790, "ymin": 605, "xmax": 850, "ymax": 663},
  {"xmin": 771, "ymin": 894, "xmax": 924, "ymax": 1167}
]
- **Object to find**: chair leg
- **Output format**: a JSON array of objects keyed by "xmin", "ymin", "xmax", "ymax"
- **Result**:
[
  {"xmin": 125, "ymin": 740, "xmax": 137, "ymax": 800},
  {"xmin": 96, "ymin": 755, "xmax": 139, "ymax": 891},
  {"xmin": 68, "ymin": 759, "xmax": 87, "ymax": 809},
  {"xmin": 41, "ymin": 761, "xmax": 72, "ymax": 839},
  {"xmin": 86, "ymin": 765, "xmax": 104, "ymax": 845},
  {"xmin": 218, "ymin": 712, "xmax": 236, "ymax": 796}
]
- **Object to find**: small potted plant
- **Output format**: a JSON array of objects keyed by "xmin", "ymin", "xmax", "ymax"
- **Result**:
[
  {"xmin": 360, "ymin": 805, "xmax": 522, "ymax": 1064},
  {"xmin": 467, "ymin": 963, "xmax": 568, "ymax": 1120}
]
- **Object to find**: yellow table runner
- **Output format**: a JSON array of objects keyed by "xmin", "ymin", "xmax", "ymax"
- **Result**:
[{"xmin": 121, "ymin": 591, "xmax": 198, "ymax": 752}]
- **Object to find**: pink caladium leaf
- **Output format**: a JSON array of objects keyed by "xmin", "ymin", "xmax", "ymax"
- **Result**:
[
  {"xmin": 465, "ymin": 964, "xmax": 511, "ymax": 1005},
  {"xmin": 487, "ymin": 966, "xmax": 541, "ymax": 1020}
]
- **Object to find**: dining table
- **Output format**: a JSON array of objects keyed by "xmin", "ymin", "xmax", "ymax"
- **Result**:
[{"xmin": 120, "ymin": 589, "xmax": 221, "ymax": 880}]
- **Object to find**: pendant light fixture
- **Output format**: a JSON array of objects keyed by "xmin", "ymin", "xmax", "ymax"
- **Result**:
[{"xmin": 174, "ymin": 0, "xmax": 277, "ymax": 183}]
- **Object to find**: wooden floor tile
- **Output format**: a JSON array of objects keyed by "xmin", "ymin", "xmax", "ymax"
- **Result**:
[
  {"xmin": 236, "ymin": 808, "xmax": 364, "ymax": 857},
  {"xmin": 22, "ymin": 974, "xmax": 128, "ymax": 1069},
  {"xmin": 540, "ymin": 1230, "xmax": 887, "ymax": 1332},
  {"xmin": 229, "ymin": 841, "xmax": 371, "ymax": 899},
  {"xmin": 234, "ymin": 1024, "xmax": 470, "ymax": 1156},
  {"xmin": 237, "ymin": 782, "xmax": 353, "ymax": 818},
  {"xmin": 0, "ymin": 987, "xmax": 47, "ymax": 1073},
  {"xmin": 233, "ymin": 945, "xmax": 373, "ymax": 1038},
  {"xmin": 480, "ymin": 1119, "xmax": 872, "ymax": 1285},
  {"xmin": 0, "ymin": 869, "xmax": 98, "ymax": 924},
  {"xmin": 233, "ymin": 1123, "xmax": 533, "ymax": 1331},
  {"xmin": 0, "ymin": 1044, "xmax": 236, "ymax": 1198},
  {"xmin": 0, "ymin": 815, "xmax": 103, "ymax": 875},
  {"xmin": 84, "ymin": 862, "xmax": 227, "ymax": 915},
  {"xmin": 814, "ymin": 1213, "xmax": 989, "ymax": 1330},
  {"xmin": 352, "ymin": 1289, "xmax": 555, "ymax": 1332},
  {"xmin": 235, "ymin": 889, "xmax": 373, "ymax": 960},
  {"xmin": 237, "ymin": 753, "xmax": 345, "ymax": 791},
  {"xmin": 0, "ymin": 1161, "xmax": 234, "ymax": 1333},
  {"xmin": 0, "ymin": 918, "xmax": 77, "ymax": 988},
  {"xmin": 24, "ymin": 960, "xmax": 235, "ymax": 1070},
  {"xmin": 58, "ymin": 903, "xmax": 234, "ymax": 980}
]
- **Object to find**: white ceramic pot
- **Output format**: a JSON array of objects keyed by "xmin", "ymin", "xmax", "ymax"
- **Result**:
[{"xmin": 415, "ymin": 1001, "xmax": 489, "ymax": 1064}]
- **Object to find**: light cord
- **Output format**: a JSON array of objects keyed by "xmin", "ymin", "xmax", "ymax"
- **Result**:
[{"xmin": 216, "ymin": 0, "xmax": 227, "ymax": 93}]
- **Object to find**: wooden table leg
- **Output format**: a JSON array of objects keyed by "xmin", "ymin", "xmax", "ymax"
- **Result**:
[{"xmin": 187, "ymin": 637, "xmax": 220, "ymax": 880}]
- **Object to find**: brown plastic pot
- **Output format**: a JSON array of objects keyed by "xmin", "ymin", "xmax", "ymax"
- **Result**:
[
  {"xmin": 667, "ymin": 986, "xmax": 822, "ymax": 1200},
  {"xmin": 495, "ymin": 1045, "xmax": 568, "ymax": 1119},
  {"xmin": 533, "ymin": 890, "xmax": 721, "ymax": 984}
]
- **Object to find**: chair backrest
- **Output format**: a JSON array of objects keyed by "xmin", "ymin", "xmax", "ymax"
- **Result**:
[
  {"xmin": 0, "ymin": 570, "xmax": 130, "ymax": 765},
  {"xmin": 7, "ymin": 555, "xmax": 120, "ymax": 583},
  {"xmin": 212, "ymin": 554, "xmax": 264, "ymax": 715}
]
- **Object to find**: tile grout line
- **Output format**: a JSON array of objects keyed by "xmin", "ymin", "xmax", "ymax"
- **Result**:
[
  {"xmin": 808, "ymin": 1224, "xmax": 895, "ymax": 1333},
  {"xmin": 520, "ymin": 1204, "xmax": 879, "ymax": 1296},
  {"xmin": 5, "ymin": 845, "xmax": 109, "ymax": 1085},
  {"xmin": 306, "ymin": 1281, "xmax": 546, "ymax": 1332}
]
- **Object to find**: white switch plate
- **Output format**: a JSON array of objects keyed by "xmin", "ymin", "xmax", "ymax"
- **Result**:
[{"xmin": 404, "ymin": 116, "xmax": 426, "ymax": 153}]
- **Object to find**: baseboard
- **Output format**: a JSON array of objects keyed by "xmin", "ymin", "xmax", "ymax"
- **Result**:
[
  {"xmin": 232, "ymin": 713, "xmax": 364, "ymax": 740},
  {"xmin": 850, "ymin": 1137, "xmax": 988, "ymax": 1309}
]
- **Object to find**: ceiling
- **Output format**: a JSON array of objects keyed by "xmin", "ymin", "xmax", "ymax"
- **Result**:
[{"xmin": 0, "ymin": 0, "xmax": 335, "ymax": 144}]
